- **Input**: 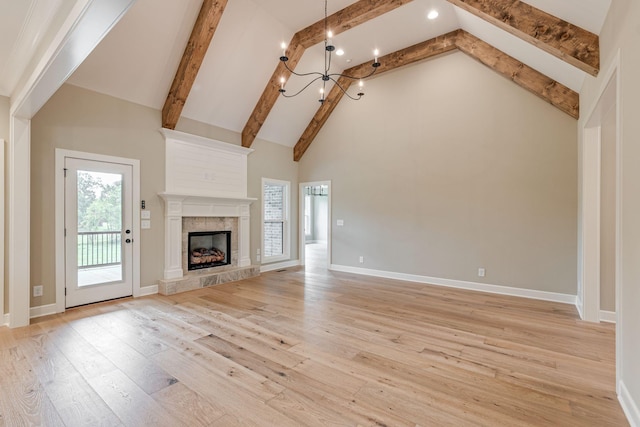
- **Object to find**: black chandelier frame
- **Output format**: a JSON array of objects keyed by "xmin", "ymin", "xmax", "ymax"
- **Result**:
[{"xmin": 278, "ymin": 0, "xmax": 380, "ymax": 103}]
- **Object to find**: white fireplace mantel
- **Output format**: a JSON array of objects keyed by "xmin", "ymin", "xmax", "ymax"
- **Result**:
[{"xmin": 158, "ymin": 129, "xmax": 256, "ymax": 281}]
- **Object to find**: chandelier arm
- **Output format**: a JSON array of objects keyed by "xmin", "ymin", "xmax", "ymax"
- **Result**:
[
  {"xmin": 281, "ymin": 76, "xmax": 324, "ymax": 98},
  {"xmin": 328, "ymin": 76, "xmax": 363, "ymax": 101},
  {"xmin": 281, "ymin": 60, "xmax": 325, "ymax": 78}
]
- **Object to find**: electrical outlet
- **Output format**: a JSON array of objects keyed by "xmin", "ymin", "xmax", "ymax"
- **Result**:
[
  {"xmin": 141, "ymin": 220, "xmax": 151, "ymax": 229},
  {"xmin": 478, "ymin": 268, "xmax": 485, "ymax": 277},
  {"xmin": 33, "ymin": 285, "xmax": 43, "ymax": 297},
  {"xmin": 141, "ymin": 210, "xmax": 151, "ymax": 219},
  {"xmin": 359, "ymin": 256, "xmax": 364, "ymax": 263},
  {"xmin": 256, "ymin": 255, "xmax": 261, "ymax": 262}
]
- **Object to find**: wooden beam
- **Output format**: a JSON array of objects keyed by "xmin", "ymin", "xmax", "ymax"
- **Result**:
[
  {"xmin": 293, "ymin": 30, "xmax": 460, "ymax": 161},
  {"xmin": 241, "ymin": 0, "xmax": 414, "ymax": 148},
  {"xmin": 455, "ymin": 30, "xmax": 579, "ymax": 119},
  {"xmin": 162, "ymin": 0, "xmax": 228, "ymax": 130},
  {"xmin": 446, "ymin": 0, "xmax": 599, "ymax": 76}
]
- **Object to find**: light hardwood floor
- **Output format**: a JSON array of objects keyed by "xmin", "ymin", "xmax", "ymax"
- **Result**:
[{"xmin": 0, "ymin": 265, "xmax": 628, "ymax": 426}]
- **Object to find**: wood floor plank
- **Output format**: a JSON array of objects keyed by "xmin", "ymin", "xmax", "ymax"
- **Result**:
[
  {"xmin": 19, "ymin": 333, "xmax": 123, "ymax": 427},
  {"xmin": 69, "ymin": 317, "xmax": 179, "ymax": 395},
  {"xmin": 151, "ymin": 382, "xmax": 224, "ymax": 427},
  {"xmin": 0, "ymin": 346, "xmax": 66, "ymax": 426},
  {"xmin": 86, "ymin": 369, "xmax": 185, "ymax": 427}
]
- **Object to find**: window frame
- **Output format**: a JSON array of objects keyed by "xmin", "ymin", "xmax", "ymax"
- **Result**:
[{"xmin": 261, "ymin": 177, "xmax": 290, "ymax": 264}]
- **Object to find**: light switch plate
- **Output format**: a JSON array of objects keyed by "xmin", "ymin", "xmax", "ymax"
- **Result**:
[
  {"xmin": 141, "ymin": 210, "xmax": 151, "ymax": 219},
  {"xmin": 141, "ymin": 220, "xmax": 151, "ymax": 229},
  {"xmin": 337, "ymin": 219, "xmax": 344, "ymax": 226}
]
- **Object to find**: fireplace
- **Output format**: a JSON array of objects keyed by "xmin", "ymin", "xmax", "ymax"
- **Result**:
[{"xmin": 187, "ymin": 231, "xmax": 231, "ymax": 271}]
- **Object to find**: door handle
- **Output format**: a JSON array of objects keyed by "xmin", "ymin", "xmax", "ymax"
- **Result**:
[
  {"xmin": 125, "ymin": 238, "xmax": 132, "ymax": 244},
  {"xmin": 125, "ymin": 229, "xmax": 131, "ymax": 234}
]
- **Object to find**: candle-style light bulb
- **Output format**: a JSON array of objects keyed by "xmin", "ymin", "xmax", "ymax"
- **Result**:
[
  {"xmin": 374, "ymin": 49, "xmax": 379, "ymax": 63},
  {"xmin": 280, "ymin": 77, "xmax": 285, "ymax": 89},
  {"xmin": 280, "ymin": 41, "xmax": 287, "ymax": 56}
]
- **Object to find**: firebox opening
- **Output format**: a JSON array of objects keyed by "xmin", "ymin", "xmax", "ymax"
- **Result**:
[{"xmin": 188, "ymin": 231, "xmax": 231, "ymax": 271}]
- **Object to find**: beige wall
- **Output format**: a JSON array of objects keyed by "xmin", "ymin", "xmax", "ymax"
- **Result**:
[
  {"xmin": 579, "ymin": 0, "xmax": 640, "ymax": 415},
  {"xmin": 299, "ymin": 51, "xmax": 578, "ymax": 294},
  {"xmin": 1, "ymin": 95, "xmax": 8, "ymax": 314},
  {"xmin": 31, "ymin": 84, "xmax": 298, "ymax": 308},
  {"xmin": 600, "ymin": 105, "xmax": 616, "ymax": 312}
]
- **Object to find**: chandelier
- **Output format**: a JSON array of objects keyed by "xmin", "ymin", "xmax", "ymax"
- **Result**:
[{"xmin": 278, "ymin": 0, "xmax": 381, "ymax": 103}]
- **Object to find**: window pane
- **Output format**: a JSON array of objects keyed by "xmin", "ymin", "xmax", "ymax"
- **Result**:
[
  {"xmin": 264, "ymin": 184, "xmax": 284, "ymax": 221},
  {"xmin": 264, "ymin": 222, "xmax": 284, "ymax": 257}
]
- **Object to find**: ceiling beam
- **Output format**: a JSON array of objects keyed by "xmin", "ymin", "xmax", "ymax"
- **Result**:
[
  {"xmin": 446, "ymin": 0, "xmax": 599, "ymax": 76},
  {"xmin": 241, "ymin": 0, "xmax": 414, "ymax": 148},
  {"xmin": 162, "ymin": 0, "xmax": 228, "ymax": 130},
  {"xmin": 293, "ymin": 30, "xmax": 460, "ymax": 161},
  {"xmin": 455, "ymin": 31, "xmax": 579, "ymax": 119},
  {"xmin": 293, "ymin": 29, "xmax": 579, "ymax": 161}
]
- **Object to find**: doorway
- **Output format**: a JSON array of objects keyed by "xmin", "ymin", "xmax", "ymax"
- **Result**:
[
  {"xmin": 56, "ymin": 150, "xmax": 140, "ymax": 309},
  {"xmin": 299, "ymin": 181, "xmax": 331, "ymax": 270}
]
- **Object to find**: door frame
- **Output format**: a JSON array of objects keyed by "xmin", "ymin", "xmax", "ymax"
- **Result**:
[
  {"xmin": 55, "ymin": 149, "xmax": 141, "ymax": 313},
  {"xmin": 299, "ymin": 180, "xmax": 332, "ymax": 268},
  {"xmin": 0, "ymin": 139, "xmax": 5, "ymax": 325},
  {"xmin": 579, "ymin": 50, "xmax": 621, "ymax": 387}
]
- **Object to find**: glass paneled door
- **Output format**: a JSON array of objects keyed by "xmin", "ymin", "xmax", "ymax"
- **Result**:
[{"xmin": 65, "ymin": 157, "xmax": 133, "ymax": 308}]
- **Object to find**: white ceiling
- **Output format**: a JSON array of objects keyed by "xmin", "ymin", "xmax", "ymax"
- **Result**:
[{"xmin": 1, "ymin": 0, "xmax": 612, "ymax": 147}]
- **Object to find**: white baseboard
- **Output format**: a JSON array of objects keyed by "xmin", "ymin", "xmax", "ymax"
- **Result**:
[
  {"xmin": 30, "ymin": 303, "xmax": 58, "ymax": 319},
  {"xmin": 2, "ymin": 313, "xmax": 9, "ymax": 326},
  {"xmin": 138, "ymin": 285, "xmax": 158, "ymax": 297},
  {"xmin": 261, "ymin": 259, "xmax": 300, "ymax": 273},
  {"xmin": 620, "ymin": 380, "xmax": 640, "ymax": 427},
  {"xmin": 329, "ymin": 264, "xmax": 577, "ymax": 305},
  {"xmin": 599, "ymin": 310, "xmax": 617, "ymax": 323}
]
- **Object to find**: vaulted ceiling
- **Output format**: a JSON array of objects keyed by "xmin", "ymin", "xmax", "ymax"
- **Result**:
[{"xmin": 0, "ymin": 0, "xmax": 612, "ymax": 159}]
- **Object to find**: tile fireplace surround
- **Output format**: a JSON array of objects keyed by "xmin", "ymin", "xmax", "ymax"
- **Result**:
[{"xmin": 157, "ymin": 129, "xmax": 259, "ymax": 295}]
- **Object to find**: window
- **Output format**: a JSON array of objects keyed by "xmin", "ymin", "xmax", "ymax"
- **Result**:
[{"xmin": 262, "ymin": 178, "xmax": 290, "ymax": 263}]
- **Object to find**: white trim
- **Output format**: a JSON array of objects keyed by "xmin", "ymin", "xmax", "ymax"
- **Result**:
[
  {"xmin": 261, "ymin": 178, "xmax": 291, "ymax": 264},
  {"xmin": 30, "ymin": 304, "xmax": 58, "ymax": 320},
  {"xmin": 581, "ymin": 50, "xmax": 623, "ymax": 388},
  {"xmin": 138, "ymin": 285, "xmax": 159, "ymax": 297},
  {"xmin": 299, "ymin": 181, "xmax": 332, "ymax": 269},
  {"xmin": 55, "ymin": 149, "xmax": 141, "ymax": 313},
  {"xmin": 260, "ymin": 260, "xmax": 301, "ymax": 273},
  {"xmin": 581, "ymin": 126, "xmax": 601, "ymax": 322},
  {"xmin": 0, "ymin": 139, "xmax": 4, "ymax": 324},
  {"xmin": 576, "ymin": 294, "xmax": 584, "ymax": 319},
  {"xmin": 620, "ymin": 381, "xmax": 640, "ymax": 427},
  {"xmin": 2, "ymin": 314, "xmax": 8, "ymax": 327},
  {"xmin": 329, "ymin": 264, "xmax": 577, "ymax": 304},
  {"xmin": 599, "ymin": 310, "xmax": 616, "ymax": 323},
  {"xmin": 8, "ymin": 117, "xmax": 31, "ymax": 327}
]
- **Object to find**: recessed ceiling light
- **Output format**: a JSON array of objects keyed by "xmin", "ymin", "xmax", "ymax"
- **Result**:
[
  {"xmin": 427, "ymin": 10, "xmax": 439, "ymax": 20},
  {"xmin": 336, "ymin": 48, "xmax": 345, "ymax": 56}
]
